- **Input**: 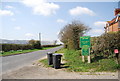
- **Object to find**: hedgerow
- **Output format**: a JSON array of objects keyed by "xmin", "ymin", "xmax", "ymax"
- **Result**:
[
  {"xmin": 2, "ymin": 44, "xmax": 34, "ymax": 52},
  {"xmin": 1, "ymin": 44, "xmax": 61, "ymax": 52},
  {"xmin": 91, "ymin": 31, "xmax": 120, "ymax": 58}
]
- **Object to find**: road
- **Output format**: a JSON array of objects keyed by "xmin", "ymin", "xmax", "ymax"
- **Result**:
[{"xmin": 1, "ymin": 46, "xmax": 63, "ymax": 74}]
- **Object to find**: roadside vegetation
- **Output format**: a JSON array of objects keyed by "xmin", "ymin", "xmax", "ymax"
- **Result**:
[
  {"xmin": 58, "ymin": 20, "xmax": 90, "ymax": 50},
  {"xmin": 1, "ymin": 39, "xmax": 61, "ymax": 56},
  {"xmin": 1, "ymin": 49, "xmax": 39, "ymax": 56},
  {"xmin": 91, "ymin": 31, "xmax": 120, "ymax": 59},
  {"xmin": 41, "ymin": 48, "xmax": 119, "ymax": 72},
  {"xmin": 62, "ymin": 49, "xmax": 119, "ymax": 72},
  {"xmin": 40, "ymin": 20, "xmax": 120, "ymax": 72},
  {"xmin": 1, "ymin": 46, "xmax": 59, "ymax": 56},
  {"xmin": 40, "ymin": 59, "xmax": 53, "ymax": 67},
  {"xmin": 1, "ymin": 46, "xmax": 58, "ymax": 56}
]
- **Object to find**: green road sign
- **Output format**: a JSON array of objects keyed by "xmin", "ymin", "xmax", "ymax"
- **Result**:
[
  {"xmin": 80, "ymin": 36, "xmax": 91, "ymax": 48},
  {"xmin": 82, "ymin": 47, "xmax": 90, "ymax": 56}
]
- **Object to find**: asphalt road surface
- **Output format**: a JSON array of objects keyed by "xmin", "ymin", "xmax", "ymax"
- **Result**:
[{"xmin": 1, "ymin": 46, "xmax": 63, "ymax": 74}]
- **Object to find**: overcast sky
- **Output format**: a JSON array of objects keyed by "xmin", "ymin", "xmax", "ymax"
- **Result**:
[{"xmin": 0, "ymin": 0, "xmax": 118, "ymax": 41}]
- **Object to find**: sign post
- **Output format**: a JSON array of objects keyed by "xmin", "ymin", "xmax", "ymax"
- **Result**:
[
  {"xmin": 82, "ymin": 56, "xmax": 85, "ymax": 62},
  {"xmin": 88, "ymin": 48, "xmax": 91, "ymax": 63},
  {"xmin": 80, "ymin": 36, "xmax": 91, "ymax": 63}
]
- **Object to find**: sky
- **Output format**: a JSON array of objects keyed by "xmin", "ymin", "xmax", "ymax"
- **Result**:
[{"xmin": 0, "ymin": 0, "xmax": 118, "ymax": 42}]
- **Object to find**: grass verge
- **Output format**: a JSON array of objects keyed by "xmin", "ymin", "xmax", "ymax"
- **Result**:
[
  {"xmin": 55, "ymin": 48, "xmax": 67, "ymax": 53},
  {"xmin": 39, "ymin": 59, "xmax": 53, "ymax": 67},
  {"xmin": 42, "ymin": 47, "xmax": 57, "ymax": 50},
  {"xmin": 64, "ymin": 49, "xmax": 119, "ymax": 72}
]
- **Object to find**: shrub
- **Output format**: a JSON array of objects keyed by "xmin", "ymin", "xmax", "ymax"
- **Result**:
[
  {"xmin": 91, "ymin": 31, "xmax": 120, "ymax": 58},
  {"xmin": 29, "ymin": 40, "xmax": 42, "ymax": 49}
]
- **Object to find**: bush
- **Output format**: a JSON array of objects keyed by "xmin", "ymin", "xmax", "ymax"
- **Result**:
[
  {"xmin": 91, "ymin": 31, "xmax": 120, "ymax": 58},
  {"xmin": 29, "ymin": 40, "xmax": 42, "ymax": 49}
]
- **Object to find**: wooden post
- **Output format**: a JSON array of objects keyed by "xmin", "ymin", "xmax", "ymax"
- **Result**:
[
  {"xmin": 82, "ymin": 56, "xmax": 85, "ymax": 62},
  {"xmin": 88, "ymin": 48, "xmax": 91, "ymax": 63},
  {"xmin": 88, "ymin": 55, "xmax": 91, "ymax": 63}
]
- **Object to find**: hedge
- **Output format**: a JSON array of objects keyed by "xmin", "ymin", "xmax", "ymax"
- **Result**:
[
  {"xmin": 91, "ymin": 31, "xmax": 120, "ymax": 58},
  {"xmin": 1, "ymin": 44, "xmax": 61, "ymax": 52},
  {"xmin": 1, "ymin": 44, "xmax": 34, "ymax": 52}
]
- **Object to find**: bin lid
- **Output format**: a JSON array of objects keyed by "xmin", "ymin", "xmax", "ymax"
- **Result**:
[
  {"xmin": 53, "ymin": 53, "xmax": 62, "ymax": 56},
  {"xmin": 47, "ymin": 52, "xmax": 53, "ymax": 54}
]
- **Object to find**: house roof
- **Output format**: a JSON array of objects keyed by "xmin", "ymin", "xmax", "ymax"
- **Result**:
[
  {"xmin": 106, "ymin": 15, "xmax": 120, "ymax": 26},
  {"xmin": 106, "ymin": 8, "xmax": 120, "ymax": 26}
]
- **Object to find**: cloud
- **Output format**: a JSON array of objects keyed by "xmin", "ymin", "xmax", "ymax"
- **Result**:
[
  {"xmin": 22, "ymin": 0, "xmax": 60, "ymax": 16},
  {"xmin": 87, "ymin": 29, "xmax": 104, "ymax": 36},
  {"xmin": 94, "ymin": 21, "xmax": 106, "ymax": 28},
  {"xmin": 57, "ymin": 19, "xmax": 65, "ymax": 23},
  {"xmin": 5, "ymin": 5, "xmax": 14, "ymax": 9},
  {"xmin": 0, "ymin": 10, "xmax": 14, "ymax": 16},
  {"xmin": 69, "ymin": 6, "xmax": 95, "ymax": 16},
  {"xmin": 14, "ymin": 26, "xmax": 21, "ymax": 30},
  {"xmin": 25, "ymin": 33, "xmax": 35, "ymax": 37},
  {"xmin": 86, "ymin": 21, "xmax": 106, "ymax": 36}
]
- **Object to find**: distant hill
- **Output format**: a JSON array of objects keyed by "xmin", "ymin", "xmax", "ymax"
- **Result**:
[
  {"xmin": 0, "ymin": 39, "xmax": 54, "ymax": 45},
  {"xmin": 0, "ymin": 39, "xmax": 28, "ymax": 44}
]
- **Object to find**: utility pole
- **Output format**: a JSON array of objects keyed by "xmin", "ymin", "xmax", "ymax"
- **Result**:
[{"xmin": 39, "ymin": 33, "xmax": 41, "ymax": 48}]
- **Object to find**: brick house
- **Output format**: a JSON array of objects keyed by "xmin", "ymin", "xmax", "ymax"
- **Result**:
[{"xmin": 105, "ymin": 8, "xmax": 120, "ymax": 33}]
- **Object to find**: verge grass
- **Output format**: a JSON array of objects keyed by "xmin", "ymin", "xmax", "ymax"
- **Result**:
[
  {"xmin": 39, "ymin": 59, "xmax": 53, "ymax": 67},
  {"xmin": 55, "ymin": 48, "xmax": 67, "ymax": 53},
  {"xmin": 64, "ymin": 49, "xmax": 119, "ymax": 72},
  {"xmin": 42, "ymin": 46, "xmax": 57, "ymax": 50}
]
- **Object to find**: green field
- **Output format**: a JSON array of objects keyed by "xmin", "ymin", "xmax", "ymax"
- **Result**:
[
  {"xmin": 40, "ymin": 48, "xmax": 120, "ymax": 72},
  {"xmin": 1, "ymin": 46, "xmax": 57, "ymax": 56}
]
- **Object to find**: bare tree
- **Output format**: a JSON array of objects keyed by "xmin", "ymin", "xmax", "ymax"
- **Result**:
[{"xmin": 59, "ymin": 20, "xmax": 90, "ymax": 50}]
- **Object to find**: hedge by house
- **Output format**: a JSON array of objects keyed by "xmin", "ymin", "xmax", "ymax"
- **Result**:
[{"xmin": 91, "ymin": 31, "xmax": 120, "ymax": 58}]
